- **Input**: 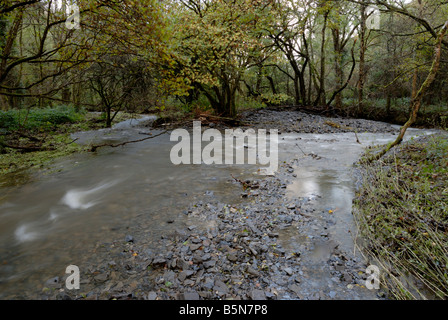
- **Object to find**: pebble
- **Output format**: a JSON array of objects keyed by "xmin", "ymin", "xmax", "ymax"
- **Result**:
[
  {"xmin": 183, "ymin": 291, "xmax": 200, "ymax": 300},
  {"xmin": 284, "ymin": 267, "xmax": 294, "ymax": 276},
  {"xmin": 45, "ymin": 277, "xmax": 60, "ymax": 289},
  {"xmin": 147, "ymin": 291, "xmax": 157, "ymax": 300},
  {"xmin": 94, "ymin": 273, "xmax": 108, "ymax": 283},
  {"xmin": 250, "ymin": 289, "xmax": 266, "ymax": 300}
]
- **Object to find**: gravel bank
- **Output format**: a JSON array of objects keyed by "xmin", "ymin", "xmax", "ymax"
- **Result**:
[{"xmin": 239, "ymin": 108, "xmax": 398, "ymax": 134}]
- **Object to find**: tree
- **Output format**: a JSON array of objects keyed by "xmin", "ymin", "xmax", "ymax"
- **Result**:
[
  {"xmin": 369, "ymin": 19, "xmax": 448, "ymax": 161},
  {"xmin": 0, "ymin": 1, "xmax": 102, "ymax": 107},
  {"xmin": 327, "ymin": 0, "xmax": 358, "ymax": 109},
  {"xmin": 168, "ymin": 0, "xmax": 274, "ymax": 117},
  {"xmin": 0, "ymin": 0, "xmax": 169, "ymax": 113},
  {"xmin": 266, "ymin": 0, "xmax": 314, "ymax": 106},
  {"xmin": 87, "ymin": 56, "xmax": 140, "ymax": 128}
]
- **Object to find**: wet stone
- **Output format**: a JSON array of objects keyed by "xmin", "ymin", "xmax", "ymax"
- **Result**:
[
  {"xmin": 203, "ymin": 260, "xmax": 216, "ymax": 269},
  {"xmin": 183, "ymin": 291, "xmax": 200, "ymax": 300},
  {"xmin": 45, "ymin": 277, "xmax": 60, "ymax": 289},
  {"xmin": 190, "ymin": 243, "xmax": 202, "ymax": 251},
  {"xmin": 284, "ymin": 267, "xmax": 294, "ymax": 276},
  {"xmin": 250, "ymin": 289, "xmax": 266, "ymax": 300},
  {"xmin": 201, "ymin": 253, "xmax": 211, "ymax": 261},
  {"xmin": 246, "ymin": 267, "xmax": 260, "ymax": 277},
  {"xmin": 94, "ymin": 273, "xmax": 109, "ymax": 283},
  {"xmin": 213, "ymin": 279, "xmax": 229, "ymax": 295},
  {"xmin": 152, "ymin": 257, "xmax": 167, "ymax": 267},
  {"xmin": 178, "ymin": 270, "xmax": 195, "ymax": 282},
  {"xmin": 227, "ymin": 253, "xmax": 238, "ymax": 262}
]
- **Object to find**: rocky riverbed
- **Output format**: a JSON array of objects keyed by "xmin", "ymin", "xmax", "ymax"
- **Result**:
[{"xmin": 35, "ymin": 108, "xmax": 399, "ymax": 300}]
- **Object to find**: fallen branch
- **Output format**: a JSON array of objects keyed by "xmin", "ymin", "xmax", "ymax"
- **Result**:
[
  {"xmin": 231, "ymin": 174, "xmax": 249, "ymax": 189},
  {"xmin": 295, "ymin": 143, "xmax": 322, "ymax": 159},
  {"xmin": 17, "ymin": 130, "xmax": 43, "ymax": 143},
  {"xmin": 89, "ymin": 130, "xmax": 168, "ymax": 152}
]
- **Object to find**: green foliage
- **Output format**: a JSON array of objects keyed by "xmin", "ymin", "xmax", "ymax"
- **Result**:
[
  {"xmin": 260, "ymin": 93, "xmax": 293, "ymax": 106},
  {"xmin": 237, "ymin": 97, "xmax": 266, "ymax": 111},
  {"xmin": 180, "ymin": 94, "xmax": 213, "ymax": 113},
  {"xmin": 167, "ymin": 0, "xmax": 275, "ymax": 116},
  {"xmin": 0, "ymin": 105, "xmax": 85, "ymax": 131}
]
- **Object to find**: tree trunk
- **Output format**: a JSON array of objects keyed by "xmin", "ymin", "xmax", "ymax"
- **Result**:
[
  {"xmin": 266, "ymin": 75, "xmax": 277, "ymax": 95},
  {"xmin": 293, "ymin": 75, "xmax": 300, "ymax": 105},
  {"xmin": 358, "ymin": 2, "xmax": 367, "ymax": 115},
  {"xmin": 315, "ymin": 10, "xmax": 329, "ymax": 106},
  {"xmin": 298, "ymin": 67, "xmax": 307, "ymax": 106},
  {"xmin": 386, "ymin": 93, "xmax": 391, "ymax": 116},
  {"xmin": 332, "ymin": 28, "xmax": 343, "ymax": 109},
  {"xmin": 105, "ymin": 105, "xmax": 112, "ymax": 128}
]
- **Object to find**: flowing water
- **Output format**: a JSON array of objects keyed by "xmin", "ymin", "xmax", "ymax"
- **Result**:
[{"xmin": 0, "ymin": 117, "xmax": 440, "ymax": 299}]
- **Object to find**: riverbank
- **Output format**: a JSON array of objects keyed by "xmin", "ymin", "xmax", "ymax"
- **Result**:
[{"xmin": 353, "ymin": 133, "xmax": 448, "ymax": 299}]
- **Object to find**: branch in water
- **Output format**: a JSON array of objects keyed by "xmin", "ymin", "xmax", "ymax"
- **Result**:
[{"xmin": 89, "ymin": 130, "xmax": 168, "ymax": 152}]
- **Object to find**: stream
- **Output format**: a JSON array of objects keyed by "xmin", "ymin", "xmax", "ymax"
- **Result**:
[{"xmin": 0, "ymin": 115, "xmax": 440, "ymax": 299}]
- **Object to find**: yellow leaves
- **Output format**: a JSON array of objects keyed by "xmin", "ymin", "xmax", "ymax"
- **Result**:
[{"xmin": 324, "ymin": 120, "xmax": 341, "ymax": 129}]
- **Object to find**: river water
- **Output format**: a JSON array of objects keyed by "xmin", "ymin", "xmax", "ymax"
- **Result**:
[{"xmin": 0, "ymin": 117, "xmax": 439, "ymax": 299}]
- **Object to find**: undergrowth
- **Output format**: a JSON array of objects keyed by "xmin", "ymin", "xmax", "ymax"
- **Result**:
[{"xmin": 353, "ymin": 134, "xmax": 448, "ymax": 299}]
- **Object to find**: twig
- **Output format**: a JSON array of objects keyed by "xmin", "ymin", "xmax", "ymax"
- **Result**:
[
  {"xmin": 89, "ymin": 130, "xmax": 168, "ymax": 152},
  {"xmin": 295, "ymin": 143, "xmax": 322, "ymax": 159},
  {"xmin": 354, "ymin": 130, "xmax": 361, "ymax": 144},
  {"xmin": 66, "ymin": 137, "xmax": 79, "ymax": 145},
  {"xmin": 295, "ymin": 143, "xmax": 307, "ymax": 156},
  {"xmin": 231, "ymin": 174, "xmax": 250, "ymax": 190}
]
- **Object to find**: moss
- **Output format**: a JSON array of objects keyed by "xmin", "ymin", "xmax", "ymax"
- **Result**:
[{"xmin": 0, "ymin": 133, "xmax": 86, "ymax": 177}]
